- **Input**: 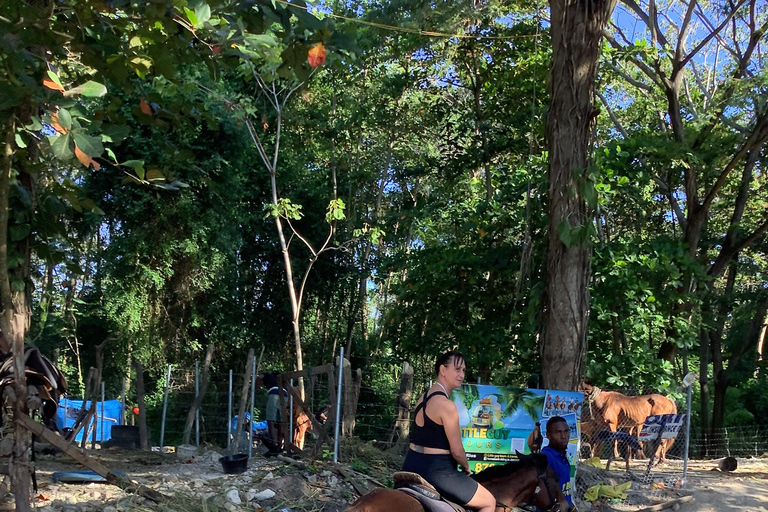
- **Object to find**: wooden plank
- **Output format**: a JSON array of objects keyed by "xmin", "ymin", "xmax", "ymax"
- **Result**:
[
  {"xmin": 310, "ymin": 364, "xmax": 334, "ymax": 376},
  {"xmin": 334, "ymin": 466, "xmax": 367, "ymax": 496},
  {"xmin": 17, "ymin": 413, "xmax": 166, "ymax": 503}
]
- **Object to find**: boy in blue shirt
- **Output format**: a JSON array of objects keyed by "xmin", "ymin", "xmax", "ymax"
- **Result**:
[{"xmin": 541, "ymin": 416, "xmax": 573, "ymax": 509}]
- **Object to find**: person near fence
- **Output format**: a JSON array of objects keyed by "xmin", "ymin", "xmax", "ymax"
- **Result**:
[
  {"xmin": 264, "ymin": 372, "xmax": 287, "ymax": 454},
  {"xmin": 540, "ymin": 416, "xmax": 573, "ymax": 510},
  {"xmin": 402, "ymin": 350, "xmax": 496, "ymax": 512}
]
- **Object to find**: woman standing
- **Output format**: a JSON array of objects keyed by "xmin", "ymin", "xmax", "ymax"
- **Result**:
[{"xmin": 403, "ymin": 351, "xmax": 496, "ymax": 512}]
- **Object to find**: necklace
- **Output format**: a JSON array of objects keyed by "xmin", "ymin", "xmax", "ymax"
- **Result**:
[{"xmin": 435, "ymin": 382, "xmax": 448, "ymax": 395}]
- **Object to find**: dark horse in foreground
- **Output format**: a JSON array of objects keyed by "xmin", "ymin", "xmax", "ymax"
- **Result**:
[{"xmin": 345, "ymin": 452, "xmax": 569, "ymax": 512}]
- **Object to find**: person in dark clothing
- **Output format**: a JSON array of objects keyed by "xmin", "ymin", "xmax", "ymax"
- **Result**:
[
  {"xmin": 402, "ymin": 351, "xmax": 495, "ymax": 512},
  {"xmin": 540, "ymin": 416, "xmax": 573, "ymax": 509},
  {"xmin": 263, "ymin": 372, "xmax": 287, "ymax": 453}
]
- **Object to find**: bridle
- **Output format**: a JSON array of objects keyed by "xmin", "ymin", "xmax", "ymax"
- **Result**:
[
  {"xmin": 532, "ymin": 465, "xmax": 561, "ymax": 512},
  {"xmin": 500, "ymin": 465, "xmax": 562, "ymax": 512},
  {"xmin": 583, "ymin": 385, "xmax": 602, "ymax": 421},
  {"xmin": 516, "ymin": 466, "xmax": 560, "ymax": 512}
]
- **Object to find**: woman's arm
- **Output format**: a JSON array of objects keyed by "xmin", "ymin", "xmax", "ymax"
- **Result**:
[{"xmin": 440, "ymin": 401, "xmax": 471, "ymax": 473}]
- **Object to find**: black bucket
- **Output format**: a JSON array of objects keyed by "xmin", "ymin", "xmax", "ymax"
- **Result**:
[{"xmin": 219, "ymin": 453, "xmax": 249, "ymax": 474}]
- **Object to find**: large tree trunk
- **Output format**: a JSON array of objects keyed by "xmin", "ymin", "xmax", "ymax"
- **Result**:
[
  {"xmin": 542, "ymin": 0, "xmax": 617, "ymax": 390},
  {"xmin": 2, "ymin": 115, "xmax": 35, "ymax": 512}
]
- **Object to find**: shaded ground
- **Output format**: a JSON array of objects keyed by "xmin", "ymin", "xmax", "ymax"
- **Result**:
[{"xmin": 3, "ymin": 445, "xmax": 768, "ymax": 511}]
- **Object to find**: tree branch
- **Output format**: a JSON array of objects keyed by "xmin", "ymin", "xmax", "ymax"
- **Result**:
[
  {"xmin": 620, "ymin": 0, "xmax": 670, "ymax": 47},
  {"xmin": 596, "ymin": 91, "xmax": 628, "ymax": 138},
  {"xmin": 701, "ymin": 111, "xmax": 768, "ymax": 212},
  {"xmin": 680, "ymin": 0, "xmax": 747, "ymax": 68},
  {"xmin": 653, "ymin": 177, "xmax": 686, "ymax": 229},
  {"xmin": 709, "ymin": 217, "xmax": 768, "ymax": 277},
  {"xmin": 605, "ymin": 61, "xmax": 652, "ymax": 92},
  {"xmin": 675, "ymin": 0, "xmax": 698, "ymax": 66}
]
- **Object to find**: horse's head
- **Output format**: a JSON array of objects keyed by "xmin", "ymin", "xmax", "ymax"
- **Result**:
[{"xmin": 516, "ymin": 451, "xmax": 570, "ymax": 512}]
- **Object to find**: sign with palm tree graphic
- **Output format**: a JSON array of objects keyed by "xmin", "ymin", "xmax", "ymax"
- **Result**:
[{"xmin": 451, "ymin": 384, "xmax": 582, "ymax": 474}]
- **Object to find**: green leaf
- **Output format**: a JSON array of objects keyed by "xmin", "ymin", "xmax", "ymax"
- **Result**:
[
  {"xmin": 195, "ymin": 3, "xmax": 211, "ymax": 25},
  {"xmin": 73, "ymin": 132, "xmax": 104, "ymax": 157},
  {"xmin": 63, "ymin": 81, "xmax": 107, "ymax": 98},
  {"xmin": 50, "ymin": 133, "xmax": 73, "ymax": 160},
  {"xmin": 25, "ymin": 117, "xmax": 42, "ymax": 131},
  {"xmin": 58, "ymin": 108, "xmax": 72, "ymax": 131},
  {"xmin": 9, "ymin": 224, "xmax": 30, "ymax": 241},
  {"xmin": 184, "ymin": 7, "xmax": 199, "ymax": 27},
  {"xmin": 14, "ymin": 133, "xmax": 27, "ymax": 149},
  {"xmin": 46, "ymin": 70, "xmax": 64, "ymax": 89},
  {"xmin": 101, "ymin": 124, "xmax": 130, "ymax": 143},
  {"xmin": 121, "ymin": 160, "xmax": 145, "ymax": 180}
]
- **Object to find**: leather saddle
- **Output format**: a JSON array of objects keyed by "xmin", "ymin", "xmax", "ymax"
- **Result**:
[{"xmin": 393, "ymin": 472, "xmax": 466, "ymax": 512}]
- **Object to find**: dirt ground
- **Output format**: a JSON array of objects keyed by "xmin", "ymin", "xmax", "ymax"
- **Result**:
[
  {"xmin": 577, "ymin": 458, "xmax": 768, "ymax": 512},
  {"xmin": 3, "ymin": 446, "xmax": 768, "ymax": 512}
]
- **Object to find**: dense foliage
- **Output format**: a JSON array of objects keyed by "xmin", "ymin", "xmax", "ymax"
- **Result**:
[{"xmin": 2, "ymin": 0, "xmax": 767, "ymax": 457}]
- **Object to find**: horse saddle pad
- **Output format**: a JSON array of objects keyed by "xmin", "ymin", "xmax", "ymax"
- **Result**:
[{"xmin": 393, "ymin": 472, "xmax": 465, "ymax": 512}]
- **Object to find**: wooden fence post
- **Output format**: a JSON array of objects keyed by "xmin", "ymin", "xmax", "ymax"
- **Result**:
[{"xmin": 388, "ymin": 361, "xmax": 413, "ymax": 448}]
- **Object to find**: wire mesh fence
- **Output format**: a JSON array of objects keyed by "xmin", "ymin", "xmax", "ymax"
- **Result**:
[{"xmin": 56, "ymin": 354, "xmax": 768, "ymax": 512}]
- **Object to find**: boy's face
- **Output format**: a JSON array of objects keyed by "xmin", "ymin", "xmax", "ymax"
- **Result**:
[{"xmin": 546, "ymin": 420, "xmax": 570, "ymax": 451}]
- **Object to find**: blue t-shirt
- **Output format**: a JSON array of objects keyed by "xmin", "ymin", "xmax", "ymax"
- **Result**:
[{"xmin": 541, "ymin": 445, "xmax": 572, "ymax": 507}]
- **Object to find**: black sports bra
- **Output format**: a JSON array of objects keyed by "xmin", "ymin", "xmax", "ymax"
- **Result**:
[{"xmin": 410, "ymin": 391, "xmax": 451, "ymax": 450}]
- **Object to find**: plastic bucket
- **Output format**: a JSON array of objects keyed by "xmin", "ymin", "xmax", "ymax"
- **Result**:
[
  {"xmin": 219, "ymin": 453, "xmax": 249, "ymax": 474},
  {"xmin": 176, "ymin": 444, "xmax": 198, "ymax": 460}
]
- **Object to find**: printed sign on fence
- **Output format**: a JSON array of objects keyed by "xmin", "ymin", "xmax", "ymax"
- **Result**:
[
  {"xmin": 638, "ymin": 413, "xmax": 686, "ymax": 441},
  {"xmin": 450, "ymin": 385, "xmax": 582, "ymax": 473}
]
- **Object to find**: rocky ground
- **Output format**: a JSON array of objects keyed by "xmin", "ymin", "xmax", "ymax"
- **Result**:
[
  {"xmin": 2, "ymin": 444, "xmax": 767, "ymax": 512},
  {"xmin": 2, "ymin": 440, "xmax": 396, "ymax": 512}
]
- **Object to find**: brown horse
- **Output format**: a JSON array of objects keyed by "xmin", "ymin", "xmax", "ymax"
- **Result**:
[
  {"xmin": 344, "ymin": 453, "xmax": 569, "ymax": 512},
  {"xmin": 582, "ymin": 383, "xmax": 677, "ymax": 462}
]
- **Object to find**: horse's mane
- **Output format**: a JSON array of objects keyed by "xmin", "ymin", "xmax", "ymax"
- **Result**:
[{"xmin": 472, "ymin": 456, "xmax": 540, "ymax": 483}]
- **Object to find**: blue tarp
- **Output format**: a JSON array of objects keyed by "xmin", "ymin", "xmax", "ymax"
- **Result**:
[
  {"xmin": 57, "ymin": 399, "xmax": 123, "ymax": 442},
  {"xmin": 230, "ymin": 413, "xmax": 267, "ymax": 435}
]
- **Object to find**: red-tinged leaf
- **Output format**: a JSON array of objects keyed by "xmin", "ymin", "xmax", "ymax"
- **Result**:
[
  {"xmin": 478, "ymin": 227, "xmax": 486, "ymax": 237},
  {"xmin": 43, "ymin": 78, "xmax": 65, "ymax": 93},
  {"xmin": 140, "ymin": 98, "xmax": 152, "ymax": 115},
  {"xmin": 307, "ymin": 43, "xmax": 326, "ymax": 68},
  {"xmin": 75, "ymin": 146, "xmax": 101, "ymax": 170},
  {"xmin": 212, "ymin": 45, "xmax": 221, "ymax": 54},
  {"xmin": 49, "ymin": 113, "xmax": 66, "ymax": 134}
]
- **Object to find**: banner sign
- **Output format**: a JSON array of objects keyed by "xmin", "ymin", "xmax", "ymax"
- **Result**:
[
  {"xmin": 638, "ymin": 413, "xmax": 686, "ymax": 441},
  {"xmin": 450, "ymin": 385, "xmax": 583, "ymax": 481}
]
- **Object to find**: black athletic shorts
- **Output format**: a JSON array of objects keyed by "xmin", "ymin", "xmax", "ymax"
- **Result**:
[{"xmin": 402, "ymin": 450, "xmax": 479, "ymax": 505}]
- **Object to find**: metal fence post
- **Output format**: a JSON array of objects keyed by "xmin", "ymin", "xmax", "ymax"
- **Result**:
[
  {"xmin": 683, "ymin": 383, "xmax": 692, "ymax": 484},
  {"xmin": 100, "ymin": 381, "xmax": 105, "ymax": 442},
  {"xmin": 195, "ymin": 360, "xmax": 200, "ymax": 447},
  {"xmin": 289, "ymin": 378, "xmax": 294, "ymax": 449},
  {"xmin": 120, "ymin": 377, "xmax": 126, "ymax": 426},
  {"xmin": 334, "ymin": 347, "xmax": 344, "ymax": 464},
  {"xmin": 160, "ymin": 364, "xmax": 172, "ymax": 449},
  {"xmin": 228, "ymin": 369, "xmax": 233, "ymax": 449},
  {"xmin": 249, "ymin": 357, "xmax": 256, "ymax": 458}
]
